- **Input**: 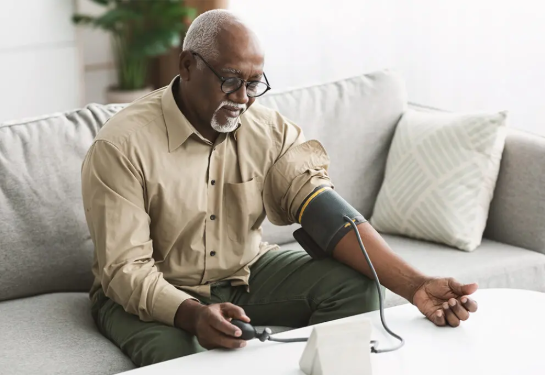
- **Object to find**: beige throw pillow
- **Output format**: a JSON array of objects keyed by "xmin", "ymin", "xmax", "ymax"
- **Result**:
[{"xmin": 370, "ymin": 108, "xmax": 508, "ymax": 251}]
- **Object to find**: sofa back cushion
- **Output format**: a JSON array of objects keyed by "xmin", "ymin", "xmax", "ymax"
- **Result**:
[
  {"xmin": 0, "ymin": 70, "xmax": 407, "ymax": 300},
  {"xmin": 0, "ymin": 104, "xmax": 123, "ymax": 301},
  {"xmin": 404, "ymin": 104, "xmax": 545, "ymax": 254},
  {"xmin": 484, "ymin": 129, "xmax": 545, "ymax": 253},
  {"xmin": 257, "ymin": 70, "xmax": 407, "ymax": 245}
]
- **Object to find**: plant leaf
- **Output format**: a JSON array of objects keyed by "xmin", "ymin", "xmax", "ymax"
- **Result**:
[
  {"xmin": 89, "ymin": 0, "xmax": 111, "ymax": 5},
  {"xmin": 94, "ymin": 8, "xmax": 142, "ymax": 29},
  {"xmin": 72, "ymin": 14, "xmax": 97, "ymax": 26},
  {"xmin": 184, "ymin": 7, "xmax": 198, "ymax": 21},
  {"xmin": 130, "ymin": 29, "xmax": 181, "ymax": 57}
]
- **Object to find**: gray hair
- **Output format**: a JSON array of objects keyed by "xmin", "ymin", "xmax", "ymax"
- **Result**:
[{"xmin": 182, "ymin": 9, "xmax": 242, "ymax": 69}]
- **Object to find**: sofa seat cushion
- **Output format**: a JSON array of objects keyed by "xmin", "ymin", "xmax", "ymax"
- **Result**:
[
  {"xmin": 280, "ymin": 234, "xmax": 545, "ymax": 308},
  {"xmin": 0, "ymin": 293, "xmax": 134, "ymax": 375}
]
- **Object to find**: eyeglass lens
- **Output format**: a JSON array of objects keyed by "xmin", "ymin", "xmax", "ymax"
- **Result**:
[{"xmin": 222, "ymin": 78, "xmax": 268, "ymax": 97}]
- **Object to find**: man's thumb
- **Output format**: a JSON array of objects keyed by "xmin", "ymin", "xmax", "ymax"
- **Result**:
[
  {"xmin": 449, "ymin": 278, "xmax": 478, "ymax": 296},
  {"xmin": 222, "ymin": 303, "xmax": 250, "ymax": 322}
]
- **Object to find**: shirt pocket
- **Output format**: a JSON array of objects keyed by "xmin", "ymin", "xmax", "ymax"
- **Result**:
[{"xmin": 223, "ymin": 176, "xmax": 264, "ymax": 243}]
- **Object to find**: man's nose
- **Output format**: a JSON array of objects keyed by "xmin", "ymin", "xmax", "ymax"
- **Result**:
[{"xmin": 229, "ymin": 84, "xmax": 250, "ymax": 105}]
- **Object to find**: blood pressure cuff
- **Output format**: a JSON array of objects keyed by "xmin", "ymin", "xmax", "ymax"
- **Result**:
[{"xmin": 293, "ymin": 185, "xmax": 367, "ymax": 259}]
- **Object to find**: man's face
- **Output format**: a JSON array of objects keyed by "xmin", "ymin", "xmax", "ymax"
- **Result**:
[{"xmin": 180, "ymin": 25, "xmax": 265, "ymax": 133}]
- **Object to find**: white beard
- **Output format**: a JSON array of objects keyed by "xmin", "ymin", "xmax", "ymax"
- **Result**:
[
  {"xmin": 211, "ymin": 101, "xmax": 245, "ymax": 133},
  {"xmin": 211, "ymin": 113, "xmax": 239, "ymax": 133}
]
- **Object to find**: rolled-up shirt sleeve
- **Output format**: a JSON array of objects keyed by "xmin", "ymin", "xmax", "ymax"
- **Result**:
[
  {"xmin": 81, "ymin": 140, "xmax": 195, "ymax": 326},
  {"xmin": 263, "ymin": 116, "xmax": 334, "ymax": 225}
]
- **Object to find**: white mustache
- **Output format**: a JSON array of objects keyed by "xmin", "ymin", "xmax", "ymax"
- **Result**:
[{"xmin": 218, "ymin": 101, "xmax": 246, "ymax": 113}]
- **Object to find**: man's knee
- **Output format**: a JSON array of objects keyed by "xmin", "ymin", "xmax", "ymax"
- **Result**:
[
  {"xmin": 342, "ymin": 272, "xmax": 382, "ymax": 313},
  {"xmin": 310, "ymin": 260, "xmax": 382, "ymax": 324},
  {"xmin": 92, "ymin": 290, "xmax": 205, "ymax": 367}
]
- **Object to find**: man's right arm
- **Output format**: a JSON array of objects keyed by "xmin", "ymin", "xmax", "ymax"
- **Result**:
[
  {"xmin": 175, "ymin": 299, "xmax": 203, "ymax": 333},
  {"xmin": 82, "ymin": 140, "xmax": 248, "ymax": 348},
  {"xmin": 81, "ymin": 140, "xmax": 194, "ymax": 327}
]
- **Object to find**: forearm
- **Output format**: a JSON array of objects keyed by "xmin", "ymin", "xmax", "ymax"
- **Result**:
[
  {"xmin": 102, "ymin": 266, "xmax": 192, "ymax": 325},
  {"xmin": 83, "ymin": 140, "xmax": 193, "ymax": 325},
  {"xmin": 263, "ymin": 136, "xmax": 429, "ymax": 301},
  {"xmin": 175, "ymin": 299, "xmax": 204, "ymax": 333},
  {"xmin": 332, "ymin": 221, "xmax": 429, "ymax": 303}
]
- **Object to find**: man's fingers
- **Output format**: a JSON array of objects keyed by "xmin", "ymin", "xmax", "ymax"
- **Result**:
[
  {"xmin": 448, "ymin": 278, "xmax": 478, "ymax": 297},
  {"xmin": 459, "ymin": 295, "xmax": 478, "ymax": 313},
  {"xmin": 221, "ymin": 303, "xmax": 251, "ymax": 322},
  {"xmin": 442, "ymin": 302, "xmax": 460, "ymax": 327},
  {"xmin": 209, "ymin": 313, "xmax": 243, "ymax": 337},
  {"xmin": 448, "ymin": 298, "xmax": 469, "ymax": 321},
  {"xmin": 201, "ymin": 327, "xmax": 247, "ymax": 350},
  {"xmin": 431, "ymin": 309, "xmax": 446, "ymax": 326},
  {"xmin": 211, "ymin": 328, "xmax": 247, "ymax": 349}
]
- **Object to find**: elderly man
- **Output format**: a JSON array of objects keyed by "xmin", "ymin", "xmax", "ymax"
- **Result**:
[{"xmin": 81, "ymin": 9, "xmax": 478, "ymax": 367}]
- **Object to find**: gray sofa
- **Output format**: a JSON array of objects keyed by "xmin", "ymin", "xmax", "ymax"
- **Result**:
[{"xmin": 1, "ymin": 70, "xmax": 544, "ymax": 375}]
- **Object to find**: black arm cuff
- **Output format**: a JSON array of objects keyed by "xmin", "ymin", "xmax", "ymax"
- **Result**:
[{"xmin": 294, "ymin": 186, "xmax": 367, "ymax": 257}]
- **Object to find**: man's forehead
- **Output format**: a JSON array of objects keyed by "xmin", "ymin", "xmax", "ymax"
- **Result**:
[
  {"xmin": 214, "ymin": 27, "xmax": 265, "ymax": 77},
  {"xmin": 220, "ymin": 67, "xmax": 244, "ymax": 75},
  {"xmin": 220, "ymin": 67, "xmax": 263, "ymax": 79},
  {"xmin": 218, "ymin": 57, "xmax": 264, "ymax": 78}
]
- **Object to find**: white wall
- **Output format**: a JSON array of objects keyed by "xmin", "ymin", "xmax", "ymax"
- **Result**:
[
  {"xmin": 228, "ymin": 0, "xmax": 397, "ymax": 91},
  {"xmin": 0, "ymin": 0, "xmax": 81, "ymax": 122},
  {"xmin": 75, "ymin": 0, "xmax": 117, "ymax": 105},
  {"xmin": 230, "ymin": 0, "xmax": 545, "ymax": 136},
  {"xmin": 76, "ymin": 0, "xmax": 397, "ymax": 104},
  {"xmin": 5, "ymin": 0, "xmax": 541, "ymax": 136},
  {"xmin": 392, "ymin": 0, "xmax": 545, "ymax": 136}
]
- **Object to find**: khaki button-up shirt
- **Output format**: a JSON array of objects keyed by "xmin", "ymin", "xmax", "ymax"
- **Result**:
[{"xmin": 81, "ymin": 76, "xmax": 332, "ymax": 326}]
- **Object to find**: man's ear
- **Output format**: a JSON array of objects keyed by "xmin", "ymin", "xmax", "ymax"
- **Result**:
[{"xmin": 179, "ymin": 50, "xmax": 195, "ymax": 81}]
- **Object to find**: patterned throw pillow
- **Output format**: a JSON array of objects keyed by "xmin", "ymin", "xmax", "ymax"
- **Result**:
[{"xmin": 370, "ymin": 108, "xmax": 508, "ymax": 251}]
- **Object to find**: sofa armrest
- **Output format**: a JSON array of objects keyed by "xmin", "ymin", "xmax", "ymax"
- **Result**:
[{"xmin": 484, "ymin": 129, "xmax": 545, "ymax": 254}]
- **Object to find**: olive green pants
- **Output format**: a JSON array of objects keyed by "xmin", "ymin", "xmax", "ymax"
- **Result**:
[{"xmin": 91, "ymin": 249, "xmax": 380, "ymax": 367}]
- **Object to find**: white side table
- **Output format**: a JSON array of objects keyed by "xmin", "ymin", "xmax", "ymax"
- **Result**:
[{"xmin": 119, "ymin": 289, "xmax": 545, "ymax": 375}]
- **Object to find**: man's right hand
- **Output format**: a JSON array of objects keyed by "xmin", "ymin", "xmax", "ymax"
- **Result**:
[{"xmin": 175, "ymin": 299, "xmax": 250, "ymax": 350}]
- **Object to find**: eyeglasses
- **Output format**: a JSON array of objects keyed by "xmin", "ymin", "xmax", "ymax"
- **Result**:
[{"xmin": 192, "ymin": 52, "xmax": 271, "ymax": 98}]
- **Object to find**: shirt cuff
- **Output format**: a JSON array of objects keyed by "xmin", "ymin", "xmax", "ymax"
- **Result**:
[{"xmin": 152, "ymin": 285, "xmax": 199, "ymax": 327}]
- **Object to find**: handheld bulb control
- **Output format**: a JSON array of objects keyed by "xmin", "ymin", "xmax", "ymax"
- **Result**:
[{"xmin": 231, "ymin": 319, "xmax": 308, "ymax": 343}]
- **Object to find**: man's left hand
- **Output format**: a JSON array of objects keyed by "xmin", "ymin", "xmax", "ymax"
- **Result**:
[{"xmin": 412, "ymin": 277, "xmax": 479, "ymax": 327}]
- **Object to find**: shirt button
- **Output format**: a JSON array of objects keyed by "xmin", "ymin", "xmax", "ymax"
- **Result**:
[
  {"xmin": 211, "ymin": 180, "xmax": 216, "ymax": 185},
  {"xmin": 210, "ymin": 215, "xmax": 216, "ymax": 220},
  {"xmin": 210, "ymin": 251, "xmax": 216, "ymax": 256}
]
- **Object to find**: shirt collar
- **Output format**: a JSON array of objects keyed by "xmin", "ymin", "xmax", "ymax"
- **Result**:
[
  {"xmin": 233, "ymin": 122, "xmax": 242, "ymax": 141},
  {"xmin": 162, "ymin": 75, "xmax": 243, "ymax": 152}
]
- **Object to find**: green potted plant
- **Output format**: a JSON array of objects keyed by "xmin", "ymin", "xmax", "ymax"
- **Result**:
[{"xmin": 73, "ymin": 0, "xmax": 196, "ymax": 103}]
